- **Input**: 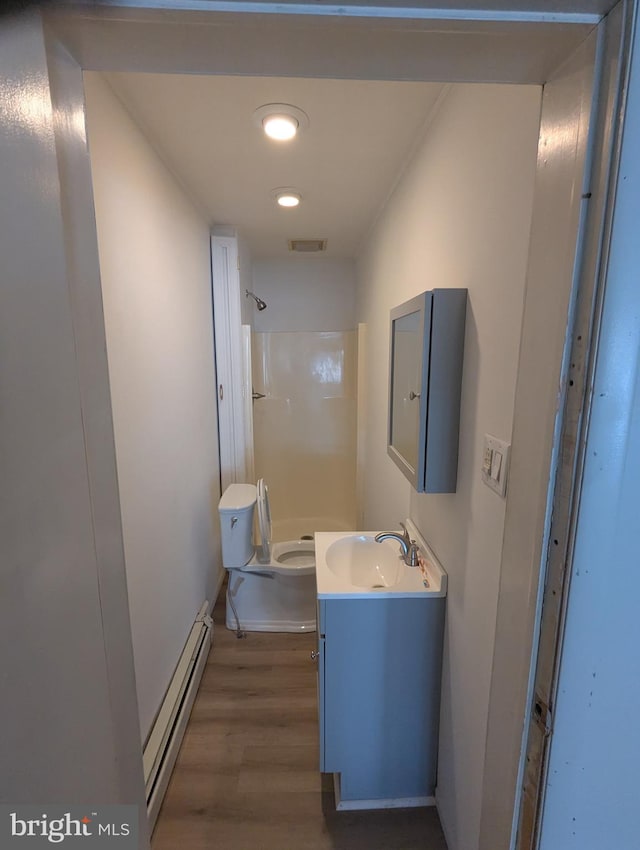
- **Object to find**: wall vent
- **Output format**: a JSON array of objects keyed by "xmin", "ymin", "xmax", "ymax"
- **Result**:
[{"xmin": 288, "ymin": 238, "xmax": 327, "ymax": 253}]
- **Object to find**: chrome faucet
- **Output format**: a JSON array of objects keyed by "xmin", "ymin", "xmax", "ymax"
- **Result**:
[{"xmin": 374, "ymin": 522, "xmax": 420, "ymax": 567}]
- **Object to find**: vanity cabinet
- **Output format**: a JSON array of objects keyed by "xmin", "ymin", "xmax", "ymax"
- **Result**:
[{"xmin": 316, "ymin": 596, "xmax": 445, "ymax": 807}]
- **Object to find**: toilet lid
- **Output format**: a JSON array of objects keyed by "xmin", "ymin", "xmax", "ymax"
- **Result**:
[{"xmin": 256, "ymin": 478, "xmax": 272, "ymax": 563}]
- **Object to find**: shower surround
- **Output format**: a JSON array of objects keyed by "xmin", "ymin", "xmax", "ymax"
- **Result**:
[{"xmin": 252, "ymin": 330, "xmax": 357, "ymax": 541}]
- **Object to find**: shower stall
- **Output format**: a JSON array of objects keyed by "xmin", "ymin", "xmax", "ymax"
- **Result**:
[
  {"xmin": 250, "ymin": 327, "xmax": 358, "ymax": 541},
  {"xmin": 212, "ymin": 239, "xmax": 359, "ymax": 540}
]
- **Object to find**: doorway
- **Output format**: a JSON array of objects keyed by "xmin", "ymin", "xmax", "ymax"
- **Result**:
[{"xmin": 41, "ymin": 6, "xmax": 632, "ymax": 848}]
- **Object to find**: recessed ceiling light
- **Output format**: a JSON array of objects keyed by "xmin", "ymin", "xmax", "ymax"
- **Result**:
[
  {"xmin": 276, "ymin": 190, "xmax": 301, "ymax": 208},
  {"xmin": 264, "ymin": 114, "xmax": 298, "ymax": 141},
  {"xmin": 253, "ymin": 103, "xmax": 309, "ymax": 141}
]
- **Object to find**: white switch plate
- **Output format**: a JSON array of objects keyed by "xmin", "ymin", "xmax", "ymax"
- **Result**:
[{"xmin": 482, "ymin": 434, "xmax": 511, "ymax": 498}]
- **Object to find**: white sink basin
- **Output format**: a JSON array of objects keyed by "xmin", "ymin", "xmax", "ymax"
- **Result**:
[
  {"xmin": 315, "ymin": 524, "xmax": 448, "ymax": 599},
  {"xmin": 325, "ymin": 535, "xmax": 403, "ymax": 588}
]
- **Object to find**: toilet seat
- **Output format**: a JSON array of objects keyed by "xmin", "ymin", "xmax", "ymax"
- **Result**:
[
  {"xmin": 257, "ymin": 478, "xmax": 272, "ymax": 563},
  {"xmin": 272, "ymin": 540, "xmax": 316, "ymax": 570},
  {"xmin": 235, "ymin": 479, "xmax": 315, "ymax": 576}
]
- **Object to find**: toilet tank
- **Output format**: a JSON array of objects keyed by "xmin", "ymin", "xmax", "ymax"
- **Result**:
[{"xmin": 219, "ymin": 483, "xmax": 257, "ymax": 567}]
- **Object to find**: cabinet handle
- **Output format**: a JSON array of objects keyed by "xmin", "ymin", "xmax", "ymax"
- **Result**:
[
  {"xmin": 409, "ymin": 390, "xmax": 421, "ymax": 400},
  {"xmin": 310, "ymin": 650, "xmax": 319, "ymax": 661}
]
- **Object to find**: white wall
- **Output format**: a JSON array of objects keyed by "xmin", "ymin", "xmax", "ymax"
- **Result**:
[
  {"xmin": 238, "ymin": 233, "xmax": 254, "ymax": 327},
  {"xmin": 252, "ymin": 257, "xmax": 356, "ymax": 332},
  {"xmin": 84, "ymin": 73, "xmax": 222, "ymax": 743},
  {"xmin": 356, "ymin": 83, "xmax": 541, "ymax": 850},
  {"xmin": 0, "ymin": 17, "xmax": 146, "ymax": 834}
]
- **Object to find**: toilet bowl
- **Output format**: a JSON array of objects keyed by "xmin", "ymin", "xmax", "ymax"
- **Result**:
[{"xmin": 218, "ymin": 480, "xmax": 316, "ymax": 632}]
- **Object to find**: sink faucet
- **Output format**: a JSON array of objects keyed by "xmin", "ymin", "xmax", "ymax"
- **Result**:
[{"xmin": 374, "ymin": 522, "xmax": 420, "ymax": 567}]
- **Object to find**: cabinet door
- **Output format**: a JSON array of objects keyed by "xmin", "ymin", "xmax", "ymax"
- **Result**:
[
  {"xmin": 387, "ymin": 288, "xmax": 467, "ymax": 493},
  {"xmin": 323, "ymin": 597, "xmax": 445, "ymax": 801}
]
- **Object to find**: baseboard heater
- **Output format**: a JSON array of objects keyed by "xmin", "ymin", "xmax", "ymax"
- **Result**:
[{"xmin": 143, "ymin": 601, "xmax": 213, "ymax": 832}]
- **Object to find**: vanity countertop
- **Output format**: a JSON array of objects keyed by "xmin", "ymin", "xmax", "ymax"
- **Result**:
[{"xmin": 315, "ymin": 519, "xmax": 447, "ymax": 600}]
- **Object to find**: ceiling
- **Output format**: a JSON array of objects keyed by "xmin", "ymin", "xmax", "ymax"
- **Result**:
[{"xmin": 101, "ymin": 73, "xmax": 444, "ymax": 259}]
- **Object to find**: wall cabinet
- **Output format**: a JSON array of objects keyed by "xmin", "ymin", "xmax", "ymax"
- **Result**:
[
  {"xmin": 316, "ymin": 596, "xmax": 445, "ymax": 807},
  {"xmin": 388, "ymin": 288, "xmax": 467, "ymax": 492}
]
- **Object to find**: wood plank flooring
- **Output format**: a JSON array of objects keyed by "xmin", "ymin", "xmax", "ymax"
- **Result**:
[{"xmin": 152, "ymin": 587, "xmax": 448, "ymax": 850}]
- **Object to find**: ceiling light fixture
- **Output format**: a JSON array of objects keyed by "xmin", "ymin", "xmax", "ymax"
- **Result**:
[
  {"xmin": 264, "ymin": 114, "xmax": 298, "ymax": 141},
  {"xmin": 272, "ymin": 188, "xmax": 302, "ymax": 208},
  {"xmin": 253, "ymin": 103, "xmax": 309, "ymax": 141},
  {"xmin": 277, "ymin": 191, "xmax": 301, "ymax": 208}
]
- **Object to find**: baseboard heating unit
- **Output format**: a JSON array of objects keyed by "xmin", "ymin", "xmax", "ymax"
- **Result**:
[{"xmin": 143, "ymin": 601, "xmax": 213, "ymax": 831}]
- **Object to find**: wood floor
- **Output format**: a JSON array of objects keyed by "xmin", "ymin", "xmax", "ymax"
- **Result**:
[{"xmin": 152, "ymin": 588, "xmax": 448, "ymax": 850}]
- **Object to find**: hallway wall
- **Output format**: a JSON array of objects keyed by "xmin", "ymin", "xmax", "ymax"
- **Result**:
[
  {"xmin": 356, "ymin": 83, "xmax": 541, "ymax": 850},
  {"xmin": 0, "ymin": 19, "xmax": 144, "ymax": 822},
  {"xmin": 84, "ymin": 73, "xmax": 222, "ymax": 743}
]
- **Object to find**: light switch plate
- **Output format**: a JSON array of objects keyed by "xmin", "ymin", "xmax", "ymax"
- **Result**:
[{"xmin": 482, "ymin": 434, "xmax": 510, "ymax": 498}]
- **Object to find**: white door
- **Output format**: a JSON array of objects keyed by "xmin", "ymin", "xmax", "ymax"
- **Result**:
[{"xmin": 211, "ymin": 234, "xmax": 248, "ymax": 489}]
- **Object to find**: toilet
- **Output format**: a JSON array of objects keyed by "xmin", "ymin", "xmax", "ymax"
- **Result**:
[{"xmin": 218, "ymin": 480, "xmax": 316, "ymax": 633}]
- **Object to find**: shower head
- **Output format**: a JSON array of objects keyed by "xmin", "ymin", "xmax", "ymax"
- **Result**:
[{"xmin": 246, "ymin": 289, "xmax": 267, "ymax": 311}]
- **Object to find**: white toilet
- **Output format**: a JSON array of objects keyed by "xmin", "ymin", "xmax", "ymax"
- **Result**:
[{"xmin": 218, "ymin": 480, "xmax": 316, "ymax": 633}]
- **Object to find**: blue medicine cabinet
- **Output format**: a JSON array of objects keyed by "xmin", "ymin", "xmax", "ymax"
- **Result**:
[{"xmin": 387, "ymin": 288, "xmax": 467, "ymax": 493}]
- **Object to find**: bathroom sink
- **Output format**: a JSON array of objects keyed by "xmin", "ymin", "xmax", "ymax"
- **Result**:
[
  {"xmin": 325, "ymin": 535, "xmax": 403, "ymax": 588},
  {"xmin": 315, "ymin": 524, "xmax": 448, "ymax": 599}
]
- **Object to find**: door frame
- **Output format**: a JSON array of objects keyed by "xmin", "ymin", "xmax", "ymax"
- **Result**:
[
  {"xmin": 40, "ymin": 3, "xmax": 633, "ymax": 847},
  {"xmin": 511, "ymin": 2, "xmax": 636, "ymax": 847}
]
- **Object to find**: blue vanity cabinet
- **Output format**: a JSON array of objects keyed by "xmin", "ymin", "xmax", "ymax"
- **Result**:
[{"xmin": 316, "ymin": 596, "xmax": 445, "ymax": 805}]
